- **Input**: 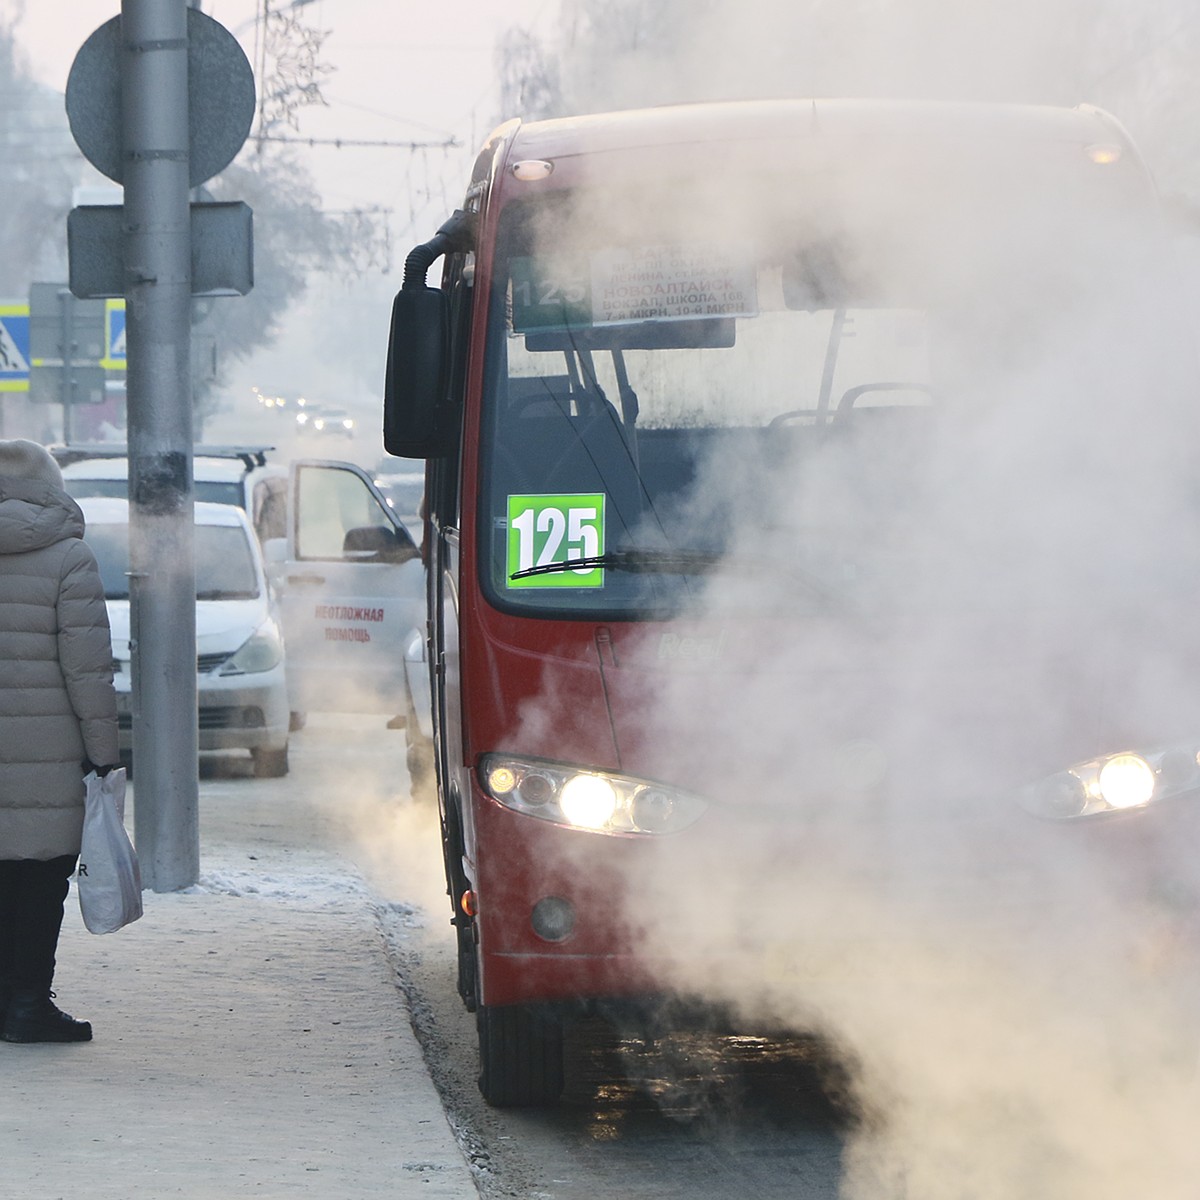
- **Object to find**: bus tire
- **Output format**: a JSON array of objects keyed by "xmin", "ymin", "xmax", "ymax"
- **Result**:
[{"xmin": 477, "ymin": 1003, "xmax": 565, "ymax": 1107}]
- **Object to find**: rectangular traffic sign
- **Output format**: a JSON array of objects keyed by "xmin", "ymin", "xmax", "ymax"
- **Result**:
[
  {"xmin": 28, "ymin": 363, "xmax": 107, "ymax": 405},
  {"xmin": 29, "ymin": 282, "xmax": 105, "ymax": 362},
  {"xmin": 0, "ymin": 304, "xmax": 30, "ymax": 392},
  {"xmin": 102, "ymin": 299, "xmax": 125, "ymax": 370},
  {"xmin": 68, "ymin": 202, "xmax": 254, "ymax": 299}
]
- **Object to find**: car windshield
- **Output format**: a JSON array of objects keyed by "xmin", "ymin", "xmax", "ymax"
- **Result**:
[
  {"xmin": 88, "ymin": 523, "xmax": 260, "ymax": 600},
  {"xmin": 479, "ymin": 146, "xmax": 1170, "ymax": 619}
]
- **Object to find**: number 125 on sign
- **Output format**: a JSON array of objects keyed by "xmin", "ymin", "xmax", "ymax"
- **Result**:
[{"xmin": 507, "ymin": 494, "xmax": 606, "ymax": 588}]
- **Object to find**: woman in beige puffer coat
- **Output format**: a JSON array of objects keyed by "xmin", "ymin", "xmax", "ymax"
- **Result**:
[{"xmin": 0, "ymin": 439, "xmax": 119, "ymax": 1043}]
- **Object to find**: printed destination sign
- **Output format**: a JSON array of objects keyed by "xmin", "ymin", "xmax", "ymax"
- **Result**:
[
  {"xmin": 590, "ymin": 244, "xmax": 758, "ymax": 325},
  {"xmin": 510, "ymin": 244, "xmax": 757, "ymax": 331},
  {"xmin": 506, "ymin": 493, "xmax": 606, "ymax": 589}
]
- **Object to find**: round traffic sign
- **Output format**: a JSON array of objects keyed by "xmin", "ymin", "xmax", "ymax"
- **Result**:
[{"xmin": 66, "ymin": 9, "xmax": 256, "ymax": 188}]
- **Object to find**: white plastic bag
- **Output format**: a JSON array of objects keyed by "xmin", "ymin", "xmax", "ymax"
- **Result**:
[{"xmin": 78, "ymin": 768, "xmax": 144, "ymax": 935}]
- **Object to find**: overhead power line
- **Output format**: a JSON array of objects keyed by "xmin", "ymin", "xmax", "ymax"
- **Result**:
[{"xmin": 254, "ymin": 133, "xmax": 460, "ymax": 150}]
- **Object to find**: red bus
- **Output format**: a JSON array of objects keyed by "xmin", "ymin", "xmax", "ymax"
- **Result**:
[{"xmin": 383, "ymin": 100, "xmax": 1200, "ymax": 1105}]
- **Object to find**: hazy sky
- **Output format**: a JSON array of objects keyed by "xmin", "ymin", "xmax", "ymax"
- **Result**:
[
  {"xmin": 0, "ymin": 0, "xmax": 559, "ymax": 413},
  {"xmin": 3, "ymin": 0, "xmax": 557, "ymax": 225}
]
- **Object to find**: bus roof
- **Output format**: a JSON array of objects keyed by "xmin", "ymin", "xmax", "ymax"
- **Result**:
[{"xmin": 495, "ymin": 99, "xmax": 1138, "ymax": 165}]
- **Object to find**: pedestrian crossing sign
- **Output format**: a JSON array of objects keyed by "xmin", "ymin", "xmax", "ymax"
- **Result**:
[
  {"xmin": 101, "ymin": 299, "xmax": 125, "ymax": 370},
  {"xmin": 0, "ymin": 304, "xmax": 30, "ymax": 392}
]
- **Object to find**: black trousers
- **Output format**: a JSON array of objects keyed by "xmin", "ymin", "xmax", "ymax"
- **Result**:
[{"xmin": 0, "ymin": 855, "xmax": 78, "ymax": 995}]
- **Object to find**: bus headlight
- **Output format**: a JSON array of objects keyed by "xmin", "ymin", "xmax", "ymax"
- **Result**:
[
  {"xmin": 1018, "ymin": 744, "xmax": 1200, "ymax": 820},
  {"xmin": 1097, "ymin": 754, "xmax": 1155, "ymax": 810},
  {"xmin": 480, "ymin": 755, "xmax": 705, "ymax": 835},
  {"xmin": 559, "ymin": 774, "xmax": 619, "ymax": 829}
]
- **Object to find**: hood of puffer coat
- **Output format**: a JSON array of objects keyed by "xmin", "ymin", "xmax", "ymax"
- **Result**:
[{"xmin": 0, "ymin": 476, "xmax": 85, "ymax": 555}]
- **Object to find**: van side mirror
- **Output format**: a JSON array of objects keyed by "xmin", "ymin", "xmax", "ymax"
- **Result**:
[
  {"xmin": 342, "ymin": 524, "xmax": 420, "ymax": 565},
  {"xmin": 383, "ymin": 286, "xmax": 450, "ymax": 458}
]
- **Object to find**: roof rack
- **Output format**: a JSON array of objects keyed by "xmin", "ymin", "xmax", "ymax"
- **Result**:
[{"xmin": 49, "ymin": 444, "xmax": 275, "ymax": 472}]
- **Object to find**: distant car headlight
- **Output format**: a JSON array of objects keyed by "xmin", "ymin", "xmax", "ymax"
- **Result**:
[
  {"xmin": 295, "ymin": 412, "xmax": 309, "ymax": 425},
  {"xmin": 479, "ymin": 754, "xmax": 705, "ymax": 835},
  {"xmin": 1018, "ymin": 744, "xmax": 1200, "ymax": 820},
  {"xmin": 341, "ymin": 417, "xmax": 354, "ymax": 431},
  {"xmin": 219, "ymin": 623, "xmax": 284, "ymax": 675}
]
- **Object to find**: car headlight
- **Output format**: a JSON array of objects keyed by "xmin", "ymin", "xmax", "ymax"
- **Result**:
[
  {"xmin": 1018, "ymin": 744, "xmax": 1200, "ymax": 820},
  {"xmin": 479, "ymin": 754, "xmax": 706, "ymax": 835},
  {"xmin": 219, "ymin": 624, "xmax": 284, "ymax": 676}
]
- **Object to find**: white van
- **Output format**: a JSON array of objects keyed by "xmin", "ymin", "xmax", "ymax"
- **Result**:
[
  {"xmin": 60, "ymin": 446, "xmax": 288, "ymax": 543},
  {"xmin": 263, "ymin": 458, "xmax": 424, "ymax": 719}
]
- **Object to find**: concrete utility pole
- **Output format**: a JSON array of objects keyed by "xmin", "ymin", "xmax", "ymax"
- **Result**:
[
  {"xmin": 122, "ymin": 0, "xmax": 199, "ymax": 890},
  {"xmin": 67, "ymin": 2, "xmax": 253, "ymax": 892}
]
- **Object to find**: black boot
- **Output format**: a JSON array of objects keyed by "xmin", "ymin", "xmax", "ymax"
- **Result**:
[{"xmin": 1, "ymin": 991, "xmax": 92, "ymax": 1043}]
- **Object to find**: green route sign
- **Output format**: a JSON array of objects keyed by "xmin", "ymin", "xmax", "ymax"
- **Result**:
[{"xmin": 506, "ymin": 493, "xmax": 606, "ymax": 589}]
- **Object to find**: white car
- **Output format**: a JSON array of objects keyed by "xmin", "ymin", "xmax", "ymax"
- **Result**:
[
  {"xmin": 80, "ymin": 497, "xmax": 291, "ymax": 777},
  {"xmin": 295, "ymin": 405, "xmax": 355, "ymax": 439}
]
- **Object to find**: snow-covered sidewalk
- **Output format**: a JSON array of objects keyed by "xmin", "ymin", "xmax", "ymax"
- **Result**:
[{"xmin": 0, "ymin": 724, "xmax": 478, "ymax": 1199}]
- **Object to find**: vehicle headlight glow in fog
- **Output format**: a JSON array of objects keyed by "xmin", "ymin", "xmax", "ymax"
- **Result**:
[
  {"xmin": 1086, "ymin": 143, "xmax": 1122, "ymax": 165},
  {"xmin": 1018, "ymin": 744, "xmax": 1200, "ymax": 820},
  {"xmin": 1097, "ymin": 753, "xmax": 1155, "ymax": 809},
  {"xmin": 486, "ymin": 765, "xmax": 517, "ymax": 795},
  {"xmin": 559, "ymin": 774, "xmax": 618, "ymax": 829},
  {"xmin": 479, "ymin": 754, "xmax": 706, "ymax": 836}
]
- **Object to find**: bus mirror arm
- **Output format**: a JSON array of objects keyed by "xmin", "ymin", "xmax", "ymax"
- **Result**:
[{"xmin": 401, "ymin": 209, "xmax": 477, "ymax": 291}]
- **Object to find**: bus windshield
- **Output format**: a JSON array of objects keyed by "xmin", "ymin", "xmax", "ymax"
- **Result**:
[{"xmin": 479, "ymin": 148, "xmax": 1169, "ymax": 619}]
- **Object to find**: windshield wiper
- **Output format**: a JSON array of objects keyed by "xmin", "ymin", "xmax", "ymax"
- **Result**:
[
  {"xmin": 510, "ymin": 549, "xmax": 724, "ymax": 581},
  {"xmin": 510, "ymin": 547, "xmax": 847, "ymax": 609}
]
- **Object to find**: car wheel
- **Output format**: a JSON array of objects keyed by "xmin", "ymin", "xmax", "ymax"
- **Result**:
[
  {"xmin": 252, "ymin": 744, "xmax": 289, "ymax": 778},
  {"xmin": 476, "ymin": 1002, "xmax": 565, "ymax": 1108}
]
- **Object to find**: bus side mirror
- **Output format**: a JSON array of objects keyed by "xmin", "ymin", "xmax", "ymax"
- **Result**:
[{"xmin": 383, "ymin": 286, "xmax": 450, "ymax": 458}]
